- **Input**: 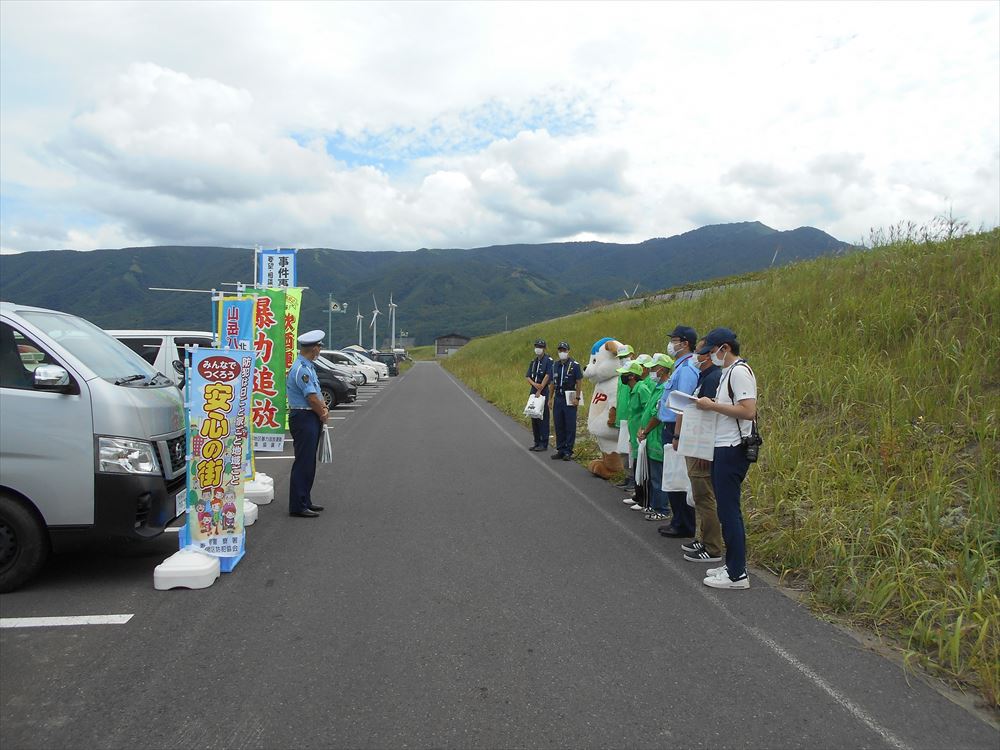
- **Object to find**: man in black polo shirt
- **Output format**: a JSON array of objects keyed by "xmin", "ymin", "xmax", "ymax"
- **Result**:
[{"xmin": 666, "ymin": 338, "xmax": 725, "ymax": 562}]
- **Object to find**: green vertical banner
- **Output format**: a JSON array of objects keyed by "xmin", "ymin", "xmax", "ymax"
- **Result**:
[
  {"xmin": 283, "ymin": 288, "xmax": 302, "ymax": 375},
  {"xmin": 252, "ymin": 289, "xmax": 287, "ymax": 451}
]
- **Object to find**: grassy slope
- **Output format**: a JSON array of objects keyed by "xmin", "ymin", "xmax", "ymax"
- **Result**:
[{"xmin": 443, "ymin": 228, "xmax": 1000, "ymax": 706}]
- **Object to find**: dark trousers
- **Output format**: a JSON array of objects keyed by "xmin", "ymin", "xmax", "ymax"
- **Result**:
[
  {"xmin": 530, "ymin": 391, "xmax": 550, "ymax": 446},
  {"xmin": 662, "ymin": 422, "xmax": 695, "ymax": 534},
  {"xmin": 712, "ymin": 445, "xmax": 751, "ymax": 580},
  {"xmin": 288, "ymin": 410, "xmax": 321, "ymax": 513},
  {"xmin": 553, "ymin": 397, "xmax": 577, "ymax": 455},
  {"xmin": 647, "ymin": 457, "xmax": 668, "ymax": 514}
]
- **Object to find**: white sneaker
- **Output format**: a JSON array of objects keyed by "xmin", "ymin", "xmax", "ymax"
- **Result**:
[
  {"xmin": 622, "ymin": 497, "xmax": 636, "ymax": 504},
  {"xmin": 706, "ymin": 565, "xmax": 728, "ymax": 578},
  {"xmin": 629, "ymin": 503, "xmax": 645, "ymax": 511},
  {"xmin": 703, "ymin": 573, "xmax": 750, "ymax": 590}
]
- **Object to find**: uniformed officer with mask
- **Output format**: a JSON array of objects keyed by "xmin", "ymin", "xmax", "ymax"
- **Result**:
[
  {"xmin": 549, "ymin": 341, "xmax": 583, "ymax": 461},
  {"xmin": 286, "ymin": 330, "xmax": 328, "ymax": 518},
  {"xmin": 525, "ymin": 338, "xmax": 553, "ymax": 451}
]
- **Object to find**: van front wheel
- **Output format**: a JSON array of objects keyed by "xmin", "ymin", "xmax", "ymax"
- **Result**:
[{"xmin": 0, "ymin": 494, "xmax": 50, "ymax": 593}]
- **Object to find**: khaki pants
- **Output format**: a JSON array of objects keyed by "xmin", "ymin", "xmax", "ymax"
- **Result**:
[{"xmin": 686, "ymin": 456, "xmax": 724, "ymax": 557}]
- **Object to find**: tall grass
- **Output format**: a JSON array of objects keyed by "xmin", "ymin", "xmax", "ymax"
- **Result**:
[{"xmin": 443, "ymin": 225, "xmax": 1000, "ymax": 707}]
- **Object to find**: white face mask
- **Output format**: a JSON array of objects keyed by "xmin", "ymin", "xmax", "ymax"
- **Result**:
[
  {"xmin": 534, "ymin": 347, "xmax": 543, "ymax": 356},
  {"xmin": 619, "ymin": 357, "xmax": 632, "ymax": 367},
  {"xmin": 558, "ymin": 351, "xmax": 569, "ymax": 360},
  {"xmin": 666, "ymin": 342, "xmax": 678, "ymax": 357},
  {"xmin": 710, "ymin": 346, "xmax": 727, "ymax": 367}
]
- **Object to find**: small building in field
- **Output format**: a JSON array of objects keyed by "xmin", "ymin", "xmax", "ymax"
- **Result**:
[{"xmin": 434, "ymin": 333, "xmax": 471, "ymax": 357}]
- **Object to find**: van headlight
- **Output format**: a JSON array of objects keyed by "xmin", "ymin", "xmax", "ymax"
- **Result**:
[{"xmin": 98, "ymin": 437, "xmax": 162, "ymax": 475}]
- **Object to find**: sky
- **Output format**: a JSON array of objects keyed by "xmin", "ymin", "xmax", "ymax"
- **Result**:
[{"xmin": 1, "ymin": 1, "xmax": 997, "ymax": 254}]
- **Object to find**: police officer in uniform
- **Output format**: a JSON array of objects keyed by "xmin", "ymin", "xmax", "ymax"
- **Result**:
[
  {"xmin": 525, "ymin": 338, "xmax": 553, "ymax": 451},
  {"xmin": 549, "ymin": 341, "xmax": 582, "ymax": 461},
  {"xmin": 287, "ymin": 330, "xmax": 328, "ymax": 517}
]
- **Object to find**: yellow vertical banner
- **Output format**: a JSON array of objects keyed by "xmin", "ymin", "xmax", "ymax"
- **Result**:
[{"xmin": 283, "ymin": 288, "xmax": 303, "ymax": 375}]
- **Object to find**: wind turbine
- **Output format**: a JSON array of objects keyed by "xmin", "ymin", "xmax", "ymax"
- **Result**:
[
  {"xmin": 388, "ymin": 293, "xmax": 397, "ymax": 351},
  {"xmin": 370, "ymin": 294, "xmax": 380, "ymax": 352},
  {"xmin": 356, "ymin": 304, "xmax": 364, "ymax": 347}
]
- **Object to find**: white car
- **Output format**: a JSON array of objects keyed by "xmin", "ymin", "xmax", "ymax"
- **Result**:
[
  {"xmin": 340, "ymin": 349, "xmax": 389, "ymax": 378},
  {"xmin": 107, "ymin": 329, "xmax": 215, "ymax": 385},
  {"xmin": 320, "ymin": 349, "xmax": 378, "ymax": 384},
  {"xmin": 316, "ymin": 355, "xmax": 364, "ymax": 386}
]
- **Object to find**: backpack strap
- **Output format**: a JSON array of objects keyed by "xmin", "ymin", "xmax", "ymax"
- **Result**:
[{"xmin": 726, "ymin": 359, "xmax": 757, "ymax": 433}]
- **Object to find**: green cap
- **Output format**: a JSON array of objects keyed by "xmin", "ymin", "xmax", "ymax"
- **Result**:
[
  {"xmin": 616, "ymin": 361, "xmax": 644, "ymax": 376},
  {"xmin": 615, "ymin": 343, "xmax": 633, "ymax": 358},
  {"xmin": 634, "ymin": 353, "xmax": 653, "ymax": 367},
  {"xmin": 650, "ymin": 352, "xmax": 675, "ymax": 369}
]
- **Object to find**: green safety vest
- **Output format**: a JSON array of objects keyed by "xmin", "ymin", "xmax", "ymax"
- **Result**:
[
  {"xmin": 614, "ymin": 377, "xmax": 630, "ymax": 427},
  {"xmin": 627, "ymin": 378, "xmax": 654, "ymax": 457},
  {"xmin": 640, "ymin": 380, "xmax": 667, "ymax": 462}
]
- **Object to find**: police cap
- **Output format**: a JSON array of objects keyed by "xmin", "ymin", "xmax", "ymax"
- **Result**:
[
  {"xmin": 297, "ymin": 329, "xmax": 325, "ymax": 348},
  {"xmin": 557, "ymin": 341, "xmax": 570, "ymax": 351},
  {"xmin": 534, "ymin": 339, "xmax": 546, "ymax": 348}
]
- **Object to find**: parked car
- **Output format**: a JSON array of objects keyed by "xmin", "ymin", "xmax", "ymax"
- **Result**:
[
  {"xmin": 320, "ymin": 349, "xmax": 378, "ymax": 384},
  {"xmin": 107, "ymin": 329, "xmax": 215, "ymax": 385},
  {"xmin": 317, "ymin": 356, "xmax": 364, "ymax": 386},
  {"xmin": 313, "ymin": 357, "xmax": 357, "ymax": 407},
  {"xmin": 374, "ymin": 351, "xmax": 401, "ymax": 376},
  {"xmin": 1, "ymin": 303, "xmax": 187, "ymax": 592},
  {"xmin": 340, "ymin": 348, "xmax": 389, "ymax": 379}
]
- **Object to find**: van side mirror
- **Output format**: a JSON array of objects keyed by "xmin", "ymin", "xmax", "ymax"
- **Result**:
[
  {"xmin": 171, "ymin": 360, "xmax": 184, "ymax": 375},
  {"xmin": 33, "ymin": 364, "xmax": 71, "ymax": 392}
]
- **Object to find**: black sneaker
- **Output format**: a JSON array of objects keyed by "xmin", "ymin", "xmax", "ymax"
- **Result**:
[
  {"xmin": 681, "ymin": 540, "xmax": 705, "ymax": 554},
  {"xmin": 550, "ymin": 452, "xmax": 564, "ymax": 460},
  {"xmin": 684, "ymin": 549, "xmax": 723, "ymax": 563}
]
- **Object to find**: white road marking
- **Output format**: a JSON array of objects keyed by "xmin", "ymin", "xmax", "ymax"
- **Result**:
[
  {"xmin": 163, "ymin": 526, "xmax": 181, "ymax": 533},
  {"xmin": 443, "ymin": 370, "xmax": 912, "ymax": 750},
  {"xmin": 1, "ymin": 614, "xmax": 134, "ymax": 629},
  {"xmin": 255, "ymin": 455, "xmax": 294, "ymax": 460}
]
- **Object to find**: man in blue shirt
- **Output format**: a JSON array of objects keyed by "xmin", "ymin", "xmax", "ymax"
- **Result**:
[
  {"xmin": 549, "ymin": 341, "xmax": 583, "ymax": 461},
  {"xmin": 286, "ymin": 330, "xmax": 329, "ymax": 518},
  {"xmin": 656, "ymin": 325, "xmax": 700, "ymax": 537},
  {"xmin": 525, "ymin": 338, "xmax": 553, "ymax": 451}
]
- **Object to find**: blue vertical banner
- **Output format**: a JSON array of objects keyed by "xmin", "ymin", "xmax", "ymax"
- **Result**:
[
  {"xmin": 218, "ymin": 296, "xmax": 255, "ymax": 351},
  {"xmin": 257, "ymin": 249, "xmax": 297, "ymax": 288},
  {"xmin": 185, "ymin": 348, "xmax": 256, "ymax": 561}
]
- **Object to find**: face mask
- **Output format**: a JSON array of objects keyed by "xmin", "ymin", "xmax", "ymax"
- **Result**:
[
  {"xmin": 534, "ymin": 347, "xmax": 543, "ymax": 356},
  {"xmin": 619, "ymin": 357, "xmax": 632, "ymax": 367},
  {"xmin": 558, "ymin": 351, "xmax": 569, "ymax": 361},
  {"xmin": 710, "ymin": 346, "xmax": 727, "ymax": 367},
  {"xmin": 666, "ymin": 342, "xmax": 677, "ymax": 357}
]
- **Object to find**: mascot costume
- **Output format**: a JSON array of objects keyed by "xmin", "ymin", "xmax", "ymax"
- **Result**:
[{"xmin": 583, "ymin": 338, "xmax": 626, "ymax": 478}]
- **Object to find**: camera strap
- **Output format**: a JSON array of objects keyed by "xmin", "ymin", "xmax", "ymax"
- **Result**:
[{"xmin": 726, "ymin": 359, "xmax": 760, "ymax": 441}]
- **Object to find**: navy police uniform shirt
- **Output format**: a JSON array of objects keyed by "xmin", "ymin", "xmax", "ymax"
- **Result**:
[
  {"xmin": 551, "ymin": 357, "xmax": 582, "ymax": 398},
  {"xmin": 526, "ymin": 354, "xmax": 553, "ymax": 393},
  {"xmin": 287, "ymin": 354, "xmax": 321, "ymax": 409}
]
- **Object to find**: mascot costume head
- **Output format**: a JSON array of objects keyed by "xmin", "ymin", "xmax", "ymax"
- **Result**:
[{"xmin": 583, "ymin": 338, "xmax": 626, "ymax": 478}]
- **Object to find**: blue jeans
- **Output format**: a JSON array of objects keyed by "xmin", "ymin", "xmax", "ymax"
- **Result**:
[
  {"xmin": 552, "ymin": 397, "xmax": 577, "ymax": 455},
  {"xmin": 712, "ymin": 445, "xmax": 751, "ymax": 580},
  {"xmin": 662, "ymin": 422, "xmax": 695, "ymax": 534},
  {"xmin": 288, "ymin": 410, "xmax": 321, "ymax": 513},
  {"xmin": 647, "ymin": 457, "xmax": 668, "ymax": 514}
]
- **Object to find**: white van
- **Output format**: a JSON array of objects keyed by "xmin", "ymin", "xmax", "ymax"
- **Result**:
[
  {"xmin": 107, "ymin": 330, "xmax": 215, "ymax": 385},
  {"xmin": 0, "ymin": 303, "xmax": 187, "ymax": 591}
]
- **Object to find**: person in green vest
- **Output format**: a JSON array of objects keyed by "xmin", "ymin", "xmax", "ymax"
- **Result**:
[
  {"xmin": 637, "ymin": 352, "xmax": 675, "ymax": 521},
  {"xmin": 618, "ymin": 359, "xmax": 654, "ymax": 511},
  {"xmin": 610, "ymin": 343, "xmax": 634, "ymax": 491}
]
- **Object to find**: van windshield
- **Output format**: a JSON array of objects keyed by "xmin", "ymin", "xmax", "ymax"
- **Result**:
[{"xmin": 19, "ymin": 311, "xmax": 163, "ymax": 385}]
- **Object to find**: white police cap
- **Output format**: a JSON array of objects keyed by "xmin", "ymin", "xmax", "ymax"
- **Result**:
[{"xmin": 297, "ymin": 329, "xmax": 325, "ymax": 347}]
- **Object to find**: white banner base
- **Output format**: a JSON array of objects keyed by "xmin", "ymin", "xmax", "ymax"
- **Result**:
[
  {"xmin": 243, "ymin": 500, "xmax": 259, "ymax": 526},
  {"xmin": 154, "ymin": 548, "xmax": 220, "ymax": 591},
  {"xmin": 245, "ymin": 479, "xmax": 274, "ymax": 505}
]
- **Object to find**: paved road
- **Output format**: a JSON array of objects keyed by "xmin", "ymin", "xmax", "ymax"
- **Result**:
[{"xmin": 1, "ymin": 363, "xmax": 996, "ymax": 749}]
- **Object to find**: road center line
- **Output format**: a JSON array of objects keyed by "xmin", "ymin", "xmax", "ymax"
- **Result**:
[
  {"xmin": 443, "ymin": 369, "xmax": 911, "ymax": 750},
  {"xmin": 1, "ymin": 614, "xmax": 134, "ymax": 629}
]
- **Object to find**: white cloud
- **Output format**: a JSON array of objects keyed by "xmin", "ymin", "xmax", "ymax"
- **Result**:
[{"xmin": 1, "ymin": 1, "xmax": 997, "ymax": 253}]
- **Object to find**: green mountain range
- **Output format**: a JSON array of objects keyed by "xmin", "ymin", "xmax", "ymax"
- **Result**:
[{"xmin": 0, "ymin": 221, "xmax": 851, "ymax": 345}]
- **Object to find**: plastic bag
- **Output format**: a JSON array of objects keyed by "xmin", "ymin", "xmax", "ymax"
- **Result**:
[
  {"xmin": 524, "ymin": 394, "xmax": 545, "ymax": 419},
  {"xmin": 318, "ymin": 425, "xmax": 333, "ymax": 463}
]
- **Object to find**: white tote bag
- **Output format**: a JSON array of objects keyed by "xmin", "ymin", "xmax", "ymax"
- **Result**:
[
  {"xmin": 524, "ymin": 394, "xmax": 545, "ymax": 419},
  {"xmin": 661, "ymin": 445, "xmax": 691, "ymax": 493},
  {"xmin": 634, "ymin": 440, "xmax": 648, "ymax": 486}
]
